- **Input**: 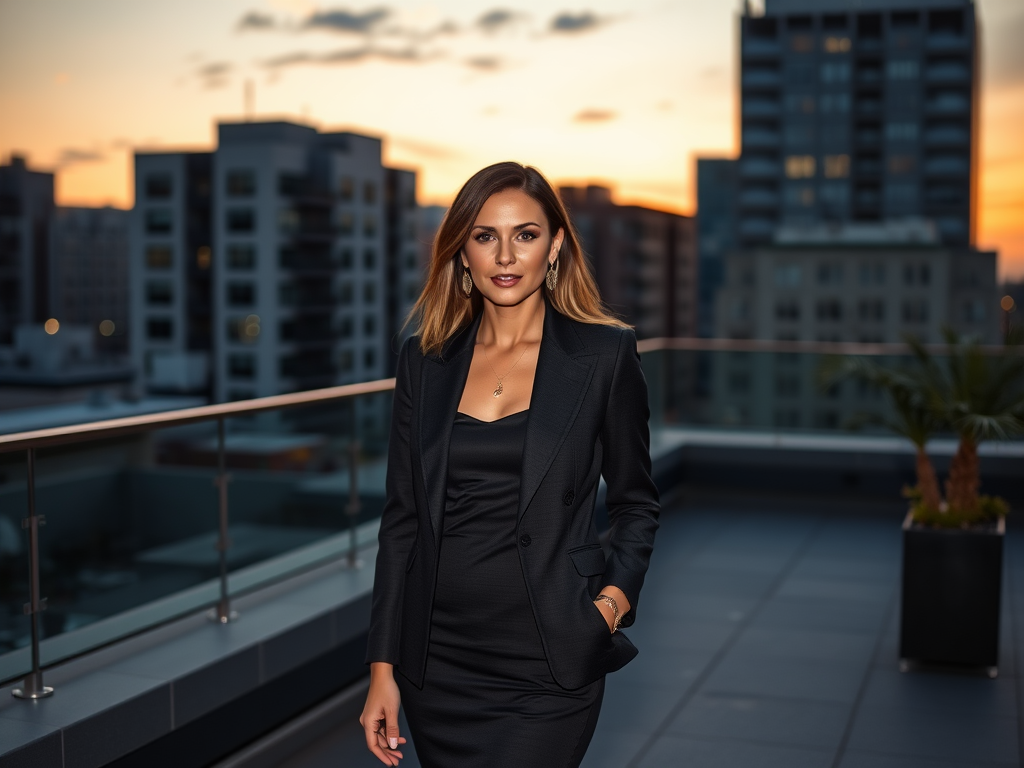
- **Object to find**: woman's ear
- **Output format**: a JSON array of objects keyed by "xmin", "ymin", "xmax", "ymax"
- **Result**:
[
  {"xmin": 460, "ymin": 249, "xmax": 469, "ymax": 269},
  {"xmin": 550, "ymin": 228, "xmax": 565, "ymax": 264}
]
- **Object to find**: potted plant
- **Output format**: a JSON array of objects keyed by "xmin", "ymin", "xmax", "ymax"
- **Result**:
[{"xmin": 824, "ymin": 328, "xmax": 1024, "ymax": 673}]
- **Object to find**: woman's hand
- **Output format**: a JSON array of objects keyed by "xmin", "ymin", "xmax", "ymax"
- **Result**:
[
  {"xmin": 360, "ymin": 662, "xmax": 407, "ymax": 766},
  {"xmin": 594, "ymin": 585, "xmax": 631, "ymax": 633}
]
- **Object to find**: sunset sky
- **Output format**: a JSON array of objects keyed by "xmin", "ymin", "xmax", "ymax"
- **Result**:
[{"xmin": 1, "ymin": 0, "xmax": 1022, "ymax": 278}]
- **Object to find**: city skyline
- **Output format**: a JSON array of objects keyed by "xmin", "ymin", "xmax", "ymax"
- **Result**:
[{"xmin": 1, "ymin": 0, "xmax": 1023, "ymax": 278}]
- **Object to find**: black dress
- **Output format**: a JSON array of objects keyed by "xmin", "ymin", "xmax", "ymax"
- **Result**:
[{"xmin": 398, "ymin": 410, "xmax": 604, "ymax": 768}]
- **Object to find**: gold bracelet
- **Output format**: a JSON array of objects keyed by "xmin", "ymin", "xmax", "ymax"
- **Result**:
[{"xmin": 595, "ymin": 594, "xmax": 622, "ymax": 632}]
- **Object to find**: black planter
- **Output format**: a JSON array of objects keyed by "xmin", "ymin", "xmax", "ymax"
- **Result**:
[{"xmin": 900, "ymin": 511, "xmax": 1004, "ymax": 671}]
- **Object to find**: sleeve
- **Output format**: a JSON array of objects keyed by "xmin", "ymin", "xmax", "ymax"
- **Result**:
[
  {"xmin": 364, "ymin": 336, "xmax": 419, "ymax": 664},
  {"xmin": 600, "ymin": 327, "xmax": 660, "ymax": 629}
]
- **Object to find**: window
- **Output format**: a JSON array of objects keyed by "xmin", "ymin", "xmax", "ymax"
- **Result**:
[
  {"xmin": 902, "ymin": 299, "xmax": 929, "ymax": 323},
  {"xmin": 338, "ymin": 282, "xmax": 353, "ymax": 306},
  {"xmin": 228, "ymin": 244, "xmax": 256, "ymax": 269},
  {"xmin": 363, "ymin": 214, "xmax": 377, "ymax": 237},
  {"xmin": 727, "ymin": 372, "xmax": 751, "ymax": 393},
  {"xmin": 278, "ymin": 208, "xmax": 299, "ymax": 234},
  {"xmin": 789, "ymin": 34, "xmax": 814, "ymax": 53},
  {"xmin": 146, "ymin": 245, "xmax": 173, "ymax": 269},
  {"xmin": 887, "ymin": 122, "xmax": 918, "ymax": 141},
  {"xmin": 227, "ymin": 389, "xmax": 255, "ymax": 402},
  {"xmin": 227, "ymin": 315, "xmax": 260, "ymax": 341},
  {"xmin": 819, "ymin": 93, "xmax": 850, "ymax": 113},
  {"xmin": 784, "ymin": 125, "xmax": 815, "ymax": 145},
  {"xmin": 338, "ymin": 247, "xmax": 354, "ymax": 268},
  {"xmin": 147, "ymin": 318, "xmax": 173, "ymax": 339},
  {"xmin": 363, "ymin": 282, "xmax": 376, "ymax": 303},
  {"xmin": 786, "ymin": 155, "xmax": 816, "ymax": 178},
  {"xmin": 364, "ymin": 348, "xmax": 376, "ymax": 369},
  {"xmin": 774, "ymin": 264, "xmax": 802, "ymax": 287},
  {"xmin": 888, "ymin": 155, "xmax": 915, "ymax": 174},
  {"xmin": 775, "ymin": 301, "xmax": 800, "ymax": 321},
  {"xmin": 146, "ymin": 281, "xmax": 173, "ymax": 305},
  {"xmin": 278, "ymin": 173, "xmax": 303, "ymax": 196},
  {"xmin": 228, "ymin": 353, "xmax": 256, "ymax": 379},
  {"xmin": 888, "ymin": 61, "xmax": 919, "ymax": 80},
  {"xmin": 858, "ymin": 264, "xmax": 885, "ymax": 285},
  {"xmin": 822, "ymin": 155, "xmax": 849, "ymax": 179},
  {"xmin": 339, "ymin": 350, "xmax": 354, "ymax": 372},
  {"xmin": 363, "ymin": 248, "xmax": 376, "ymax": 269},
  {"xmin": 339, "ymin": 176, "xmax": 354, "ymax": 201},
  {"xmin": 197, "ymin": 246, "xmax": 211, "ymax": 269},
  {"xmin": 823, "ymin": 36, "xmax": 851, "ymax": 53},
  {"xmin": 227, "ymin": 208, "xmax": 255, "ymax": 233},
  {"xmin": 339, "ymin": 316, "xmax": 353, "ymax": 338},
  {"xmin": 816, "ymin": 299, "xmax": 843, "ymax": 321},
  {"xmin": 919, "ymin": 264, "xmax": 931, "ymax": 285},
  {"xmin": 338, "ymin": 212, "xmax": 354, "ymax": 236},
  {"xmin": 363, "ymin": 181, "xmax": 377, "ymax": 204},
  {"xmin": 145, "ymin": 173, "xmax": 172, "ymax": 199},
  {"xmin": 785, "ymin": 186, "xmax": 815, "ymax": 206},
  {"xmin": 146, "ymin": 209, "xmax": 172, "ymax": 234},
  {"xmin": 821, "ymin": 62, "xmax": 851, "ymax": 82},
  {"xmin": 886, "ymin": 183, "xmax": 917, "ymax": 205},
  {"xmin": 227, "ymin": 282, "xmax": 255, "ymax": 307},
  {"xmin": 817, "ymin": 264, "xmax": 844, "ymax": 285},
  {"xmin": 857, "ymin": 299, "xmax": 885, "ymax": 321},
  {"xmin": 364, "ymin": 315, "xmax": 376, "ymax": 335},
  {"xmin": 226, "ymin": 169, "xmax": 256, "ymax": 197},
  {"xmin": 820, "ymin": 183, "xmax": 849, "ymax": 206},
  {"xmin": 775, "ymin": 374, "xmax": 801, "ymax": 397},
  {"xmin": 785, "ymin": 94, "xmax": 816, "ymax": 114},
  {"xmin": 963, "ymin": 299, "xmax": 986, "ymax": 323}
]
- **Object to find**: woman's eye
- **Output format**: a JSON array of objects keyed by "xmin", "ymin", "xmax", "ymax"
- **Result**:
[
  {"xmin": 475, "ymin": 233, "xmax": 494, "ymax": 242},
  {"xmin": 518, "ymin": 231, "xmax": 537, "ymax": 241}
]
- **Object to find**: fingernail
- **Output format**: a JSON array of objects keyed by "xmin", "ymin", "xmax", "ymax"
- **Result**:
[{"xmin": 389, "ymin": 737, "xmax": 398, "ymax": 750}]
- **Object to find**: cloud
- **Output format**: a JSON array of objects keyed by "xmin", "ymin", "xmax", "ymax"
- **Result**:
[
  {"xmin": 464, "ymin": 55, "xmax": 503, "ymax": 71},
  {"xmin": 573, "ymin": 108, "xmax": 617, "ymax": 123},
  {"xmin": 477, "ymin": 9, "xmax": 521, "ymax": 32},
  {"xmin": 263, "ymin": 45, "xmax": 436, "ymax": 69},
  {"xmin": 303, "ymin": 8, "xmax": 390, "ymax": 34},
  {"xmin": 57, "ymin": 148, "xmax": 105, "ymax": 167},
  {"xmin": 389, "ymin": 136, "xmax": 461, "ymax": 160},
  {"xmin": 550, "ymin": 11, "xmax": 603, "ymax": 33},
  {"xmin": 237, "ymin": 11, "xmax": 276, "ymax": 31},
  {"xmin": 198, "ymin": 61, "xmax": 233, "ymax": 89}
]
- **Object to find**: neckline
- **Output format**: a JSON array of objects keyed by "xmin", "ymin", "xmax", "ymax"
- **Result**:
[{"xmin": 455, "ymin": 409, "xmax": 530, "ymax": 424}]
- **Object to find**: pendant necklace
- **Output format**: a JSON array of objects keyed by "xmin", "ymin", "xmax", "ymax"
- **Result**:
[{"xmin": 481, "ymin": 342, "xmax": 530, "ymax": 397}]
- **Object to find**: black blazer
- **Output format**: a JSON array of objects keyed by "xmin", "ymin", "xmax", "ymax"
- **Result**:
[{"xmin": 365, "ymin": 303, "xmax": 660, "ymax": 690}]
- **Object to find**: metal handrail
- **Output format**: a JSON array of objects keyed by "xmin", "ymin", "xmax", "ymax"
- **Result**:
[
  {"xmin": 0, "ymin": 378, "xmax": 396, "ymax": 453},
  {"xmin": 635, "ymin": 337, "xmax": 1014, "ymax": 356}
]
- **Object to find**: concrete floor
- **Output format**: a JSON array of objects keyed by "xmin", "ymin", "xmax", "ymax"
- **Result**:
[{"xmin": 278, "ymin": 495, "xmax": 1024, "ymax": 768}]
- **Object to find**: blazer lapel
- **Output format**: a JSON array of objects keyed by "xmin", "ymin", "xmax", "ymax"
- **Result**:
[
  {"xmin": 419, "ymin": 313, "xmax": 481, "ymax": 544},
  {"xmin": 519, "ymin": 305, "xmax": 596, "ymax": 521}
]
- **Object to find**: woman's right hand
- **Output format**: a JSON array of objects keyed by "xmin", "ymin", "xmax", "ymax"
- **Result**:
[{"xmin": 360, "ymin": 662, "xmax": 407, "ymax": 766}]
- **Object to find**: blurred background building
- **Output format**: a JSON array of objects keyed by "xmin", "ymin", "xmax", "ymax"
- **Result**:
[
  {"xmin": 560, "ymin": 184, "xmax": 696, "ymax": 339},
  {"xmin": 130, "ymin": 121, "xmax": 420, "ymax": 404}
]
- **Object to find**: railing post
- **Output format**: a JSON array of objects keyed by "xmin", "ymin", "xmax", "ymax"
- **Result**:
[
  {"xmin": 12, "ymin": 448, "xmax": 54, "ymax": 699},
  {"xmin": 345, "ymin": 439, "xmax": 362, "ymax": 569},
  {"xmin": 209, "ymin": 418, "xmax": 237, "ymax": 623}
]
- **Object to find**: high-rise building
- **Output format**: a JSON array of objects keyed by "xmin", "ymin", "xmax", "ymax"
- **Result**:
[
  {"xmin": 131, "ymin": 121, "xmax": 419, "ymax": 401},
  {"xmin": 0, "ymin": 155, "xmax": 55, "ymax": 344},
  {"xmin": 50, "ymin": 206, "xmax": 130, "ymax": 355},
  {"xmin": 738, "ymin": 0, "xmax": 978, "ymax": 247},
  {"xmin": 696, "ymin": 158, "xmax": 738, "ymax": 338},
  {"xmin": 559, "ymin": 185, "xmax": 697, "ymax": 339}
]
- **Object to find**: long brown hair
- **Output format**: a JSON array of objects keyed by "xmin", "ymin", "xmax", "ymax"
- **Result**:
[{"xmin": 410, "ymin": 162, "xmax": 627, "ymax": 357}]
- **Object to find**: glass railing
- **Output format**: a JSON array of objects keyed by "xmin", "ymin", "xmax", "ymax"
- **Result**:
[{"xmin": 1, "ymin": 338, "xmax": 1020, "ymax": 694}]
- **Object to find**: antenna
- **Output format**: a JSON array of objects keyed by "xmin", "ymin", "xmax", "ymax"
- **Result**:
[{"xmin": 244, "ymin": 79, "xmax": 254, "ymax": 122}]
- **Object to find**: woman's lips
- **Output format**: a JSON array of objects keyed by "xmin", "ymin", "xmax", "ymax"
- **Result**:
[{"xmin": 490, "ymin": 275, "xmax": 522, "ymax": 287}]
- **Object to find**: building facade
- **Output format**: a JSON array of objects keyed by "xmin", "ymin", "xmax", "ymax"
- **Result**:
[
  {"xmin": 0, "ymin": 156, "xmax": 55, "ymax": 345},
  {"xmin": 131, "ymin": 121, "xmax": 419, "ymax": 402},
  {"xmin": 738, "ymin": 0, "xmax": 978, "ymax": 247},
  {"xmin": 50, "ymin": 206, "xmax": 130, "ymax": 355},
  {"xmin": 696, "ymin": 158, "xmax": 739, "ymax": 338},
  {"xmin": 560, "ymin": 185, "xmax": 697, "ymax": 339}
]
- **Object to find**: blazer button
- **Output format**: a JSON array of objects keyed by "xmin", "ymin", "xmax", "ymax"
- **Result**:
[
  {"xmin": 519, "ymin": 534, "xmax": 532, "ymax": 547},
  {"xmin": 563, "ymin": 490, "xmax": 575, "ymax": 506}
]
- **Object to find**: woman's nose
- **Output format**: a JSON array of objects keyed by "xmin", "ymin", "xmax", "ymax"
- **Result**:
[{"xmin": 496, "ymin": 238, "xmax": 515, "ymax": 265}]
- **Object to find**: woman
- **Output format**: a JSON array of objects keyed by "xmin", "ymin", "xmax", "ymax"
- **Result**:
[{"xmin": 360, "ymin": 162, "xmax": 659, "ymax": 767}]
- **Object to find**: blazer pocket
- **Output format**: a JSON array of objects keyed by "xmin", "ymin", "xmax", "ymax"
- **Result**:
[
  {"xmin": 405, "ymin": 545, "xmax": 418, "ymax": 572},
  {"xmin": 568, "ymin": 545, "xmax": 606, "ymax": 578}
]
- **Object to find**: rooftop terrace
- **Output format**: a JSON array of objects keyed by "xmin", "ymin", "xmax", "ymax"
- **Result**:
[{"xmin": 273, "ymin": 493, "xmax": 1024, "ymax": 768}]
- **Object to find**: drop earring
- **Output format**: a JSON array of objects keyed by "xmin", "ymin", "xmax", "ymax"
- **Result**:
[
  {"xmin": 462, "ymin": 267, "xmax": 473, "ymax": 297},
  {"xmin": 545, "ymin": 259, "xmax": 559, "ymax": 291}
]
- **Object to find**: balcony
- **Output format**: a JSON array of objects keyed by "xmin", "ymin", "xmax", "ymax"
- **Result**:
[
  {"xmin": 741, "ymin": 70, "xmax": 781, "ymax": 88},
  {"xmin": 739, "ymin": 158, "xmax": 781, "ymax": 178},
  {"xmin": 741, "ymin": 130, "xmax": 781, "ymax": 149},
  {"xmin": 1, "ymin": 341, "xmax": 1021, "ymax": 767},
  {"xmin": 742, "ymin": 99, "xmax": 781, "ymax": 118},
  {"xmin": 926, "ymin": 63, "xmax": 970, "ymax": 83},
  {"xmin": 741, "ymin": 38, "xmax": 781, "ymax": 57},
  {"xmin": 926, "ymin": 33, "xmax": 970, "ymax": 52}
]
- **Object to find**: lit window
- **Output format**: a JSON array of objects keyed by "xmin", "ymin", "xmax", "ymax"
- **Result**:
[
  {"xmin": 146, "ymin": 245, "xmax": 173, "ymax": 269},
  {"xmin": 785, "ymin": 94, "xmax": 816, "ymax": 114},
  {"xmin": 824, "ymin": 155, "xmax": 850, "ymax": 178},
  {"xmin": 790, "ymin": 34, "xmax": 814, "ymax": 52},
  {"xmin": 824, "ymin": 36, "xmax": 851, "ymax": 53},
  {"xmin": 339, "ymin": 176, "xmax": 354, "ymax": 201},
  {"xmin": 786, "ymin": 155, "xmax": 816, "ymax": 178},
  {"xmin": 889, "ymin": 155, "xmax": 915, "ymax": 174}
]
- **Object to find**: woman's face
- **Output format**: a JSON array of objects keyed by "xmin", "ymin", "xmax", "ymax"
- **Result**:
[{"xmin": 461, "ymin": 188, "xmax": 563, "ymax": 307}]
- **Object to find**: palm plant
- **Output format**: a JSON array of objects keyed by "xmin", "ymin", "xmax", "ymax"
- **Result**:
[{"xmin": 822, "ymin": 327, "xmax": 1024, "ymax": 527}]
